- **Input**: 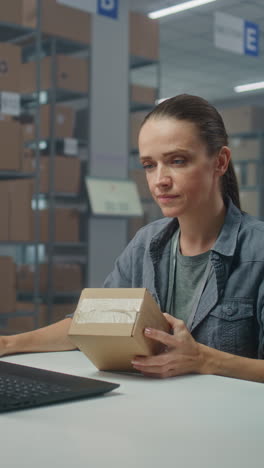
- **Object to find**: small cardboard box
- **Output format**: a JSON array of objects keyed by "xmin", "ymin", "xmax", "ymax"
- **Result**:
[
  {"xmin": 68, "ymin": 288, "xmax": 171, "ymax": 372},
  {"xmin": 0, "ymin": 120, "xmax": 22, "ymax": 170},
  {"xmin": 22, "ymin": 153, "xmax": 81, "ymax": 194},
  {"xmin": 41, "ymin": 0, "xmax": 91, "ymax": 45},
  {"xmin": 218, "ymin": 105, "xmax": 264, "ymax": 134},
  {"xmin": 129, "ymin": 12, "xmax": 159, "ymax": 60},
  {"xmin": 0, "ymin": 43, "xmax": 21, "ymax": 92},
  {"xmin": 21, "ymin": 55, "xmax": 88, "ymax": 94},
  {"xmin": 0, "ymin": 0, "xmax": 36, "ymax": 28},
  {"xmin": 21, "ymin": 104, "xmax": 75, "ymax": 141}
]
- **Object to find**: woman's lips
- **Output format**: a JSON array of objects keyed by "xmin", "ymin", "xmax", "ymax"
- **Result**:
[{"xmin": 156, "ymin": 194, "xmax": 180, "ymax": 203}]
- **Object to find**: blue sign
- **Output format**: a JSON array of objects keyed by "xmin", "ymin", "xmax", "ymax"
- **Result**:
[
  {"xmin": 244, "ymin": 20, "xmax": 259, "ymax": 56},
  {"xmin": 97, "ymin": 0, "xmax": 118, "ymax": 19}
]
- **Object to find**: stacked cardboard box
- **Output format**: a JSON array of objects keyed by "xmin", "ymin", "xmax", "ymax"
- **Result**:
[
  {"xmin": 22, "ymin": 104, "xmax": 75, "ymax": 141},
  {"xmin": 0, "ymin": 120, "xmax": 22, "ymax": 170},
  {"xmin": 22, "ymin": 152, "xmax": 81, "ymax": 194},
  {"xmin": 0, "ymin": 257, "xmax": 16, "ymax": 314},
  {"xmin": 0, "ymin": 43, "xmax": 21, "ymax": 92},
  {"xmin": 17, "ymin": 263, "xmax": 82, "ymax": 293},
  {"xmin": 219, "ymin": 105, "xmax": 264, "ymax": 135},
  {"xmin": 36, "ymin": 208, "xmax": 80, "ymax": 243},
  {"xmin": 130, "ymin": 85, "xmax": 157, "ymax": 106},
  {"xmin": 0, "ymin": 179, "xmax": 33, "ymax": 241},
  {"xmin": 0, "ymin": 1, "xmax": 36, "ymax": 28},
  {"xmin": 20, "ymin": 55, "xmax": 89, "ymax": 94},
  {"xmin": 129, "ymin": 12, "xmax": 159, "ymax": 61},
  {"xmin": 0, "ymin": 0, "xmax": 91, "ymax": 44}
]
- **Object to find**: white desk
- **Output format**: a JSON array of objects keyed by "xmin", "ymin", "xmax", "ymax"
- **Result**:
[{"xmin": 1, "ymin": 351, "xmax": 263, "ymax": 468}]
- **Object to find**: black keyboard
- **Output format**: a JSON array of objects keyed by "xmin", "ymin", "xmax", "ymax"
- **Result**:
[{"xmin": 0, "ymin": 360, "xmax": 119, "ymax": 413}]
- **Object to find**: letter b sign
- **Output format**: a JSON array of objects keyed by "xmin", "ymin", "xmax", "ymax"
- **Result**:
[{"xmin": 97, "ymin": 0, "xmax": 118, "ymax": 19}]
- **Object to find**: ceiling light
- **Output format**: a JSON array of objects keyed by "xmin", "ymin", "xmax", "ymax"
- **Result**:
[
  {"xmin": 148, "ymin": 0, "xmax": 217, "ymax": 19},
  {"xmin": 234, "ymin": 82, "xmax": 264, "ymax": 93}
]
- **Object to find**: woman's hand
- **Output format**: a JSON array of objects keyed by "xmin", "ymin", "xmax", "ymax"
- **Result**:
[{"xmin": 131, "ymin": 313, "xmax": 206, "ymax": 378}]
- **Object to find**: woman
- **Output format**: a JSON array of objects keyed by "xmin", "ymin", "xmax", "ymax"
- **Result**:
[{"xmin": 1, "ymin": 94, "xmax": 264, "ymax": 383}]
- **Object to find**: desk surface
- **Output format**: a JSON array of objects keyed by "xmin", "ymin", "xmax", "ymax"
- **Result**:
[{"xmin": 1, "ymin": 351, "xmax": 263, "ymax": 468}]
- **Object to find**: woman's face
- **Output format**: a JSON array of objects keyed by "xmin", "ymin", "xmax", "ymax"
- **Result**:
[{"xmin": 138, "ymin": 117, "xmax": 222, "ymax": 219}]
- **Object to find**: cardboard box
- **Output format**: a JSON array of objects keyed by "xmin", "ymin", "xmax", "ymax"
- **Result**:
[
  {"xmin": 0, "ymin": 120, "xmax": 22, "ymax": 170},
  {"xmin": 0, "ymin": 179, "xmax": 33, "ymax": 241},
  {"xmin": 0, "ymin": 183, "xmax": 9, "ymax": 240},
  {"xmin": 131, "ymin": 85, "xmax": 157, "ymax": 105},
  {"xmin": 68, "ymin": 288, "xmax": 171, "ymax": 371},
  {"xmin": 0, "ymin": 43, "xmax": 21, "ymax": 92},
  {"xmin": 130, "ymin": 111, "xmax": 148, "ymax": 150},
  {"xmin": 0, "ymin": 257, "xmax": 16, "ymax": 314},
  {"xmin": 219, "ymin": 106, "xmax": 264, "ymax": 135},
  {"xmin": 17, "ymin": 263, "xmax": 82, "ymax": 293},
  {"xmin": 41, "ymin": 0, "xmax": 91, "ymax": 45},
  {"xmin": 130, "ymin": 12, "xmax": 159, "ymax": 60},
  {"xmin": 234, "ymin": 162, "xmax": 257, "ymax": 187},
  {"xmin": 37, "ymin": 208, "xmax": 80, "ymax": 243},
  {"xmin": 0, "ymin": 0, "xmax": 36, "ymax": 28},
  {"xmin": 22, "ymin": 153, "xmax": 81, "ymax": 193},
  {"xmin": 229, "ymin": 137, "xmax": 260, "ymax": 161},
  {"xmin": 240, "ymin": 190, "xmax": 259, "ymax": 217},
  {"xmin": 21, "ymin": 55, "xmax": 88, "ymax": 94},
  {"xmin": 22, "ymin": 104, "xmax": 75, "ymax": 141}
]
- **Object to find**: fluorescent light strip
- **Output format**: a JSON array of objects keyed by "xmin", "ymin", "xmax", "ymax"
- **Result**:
[
  {"xmin": 148, "ymin": 0, "xmax": 217, "ymax": 19},
  {"xmin": 234, "ymin": 82, "xmax": 264, "ymax": 93}
]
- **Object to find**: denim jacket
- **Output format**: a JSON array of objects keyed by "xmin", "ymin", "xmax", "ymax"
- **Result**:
[{"xmin": 103, "ymin": 200, "xmax": 264, "ymax": 359}]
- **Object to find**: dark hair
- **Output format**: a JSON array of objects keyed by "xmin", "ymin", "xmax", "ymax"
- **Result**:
[{"xmin": 142, "ymin": 94, "xmax": 241, "ymax": 210}]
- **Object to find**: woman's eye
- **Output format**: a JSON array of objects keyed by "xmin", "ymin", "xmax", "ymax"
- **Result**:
[
  {"xmin": 173, "ymin": 159, "xmax": 185, "ymax": 165},
  {"xmin": 142, "ymin": 164, "xmax": 153, "ymax": 170}
]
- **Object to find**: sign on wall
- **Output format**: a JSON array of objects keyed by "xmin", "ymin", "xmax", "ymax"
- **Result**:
[
  {"xmin": 57, "ymin": 0, "xmax": 119, "ymax": 19},
  {"xmin": 214, "ymin": 12, "xmax": 259, "ymax": 57}
]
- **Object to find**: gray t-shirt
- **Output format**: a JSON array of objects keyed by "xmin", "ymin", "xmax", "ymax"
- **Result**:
[{"xmin": 167, "ymin": 231, "xmax": 210, "ymax": 324}]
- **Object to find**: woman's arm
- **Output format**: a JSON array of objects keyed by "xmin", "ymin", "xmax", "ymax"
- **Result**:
[
  {"xmin": 131, "ymin": 314, "xmax": 264, "ymax": 383},
  {"xmin": 0, "ymin": 318, "xmax": 77, "ymax": 357}
]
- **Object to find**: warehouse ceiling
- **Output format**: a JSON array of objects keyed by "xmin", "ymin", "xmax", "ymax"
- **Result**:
[{"xmin": 130, "ymin": 0, "xmax": 264, "ymax": 107}]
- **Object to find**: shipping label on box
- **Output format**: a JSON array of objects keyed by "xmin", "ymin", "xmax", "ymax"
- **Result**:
[{"xmin": 69, "ymin": 288, "xmax": 170, "ymax": 371}]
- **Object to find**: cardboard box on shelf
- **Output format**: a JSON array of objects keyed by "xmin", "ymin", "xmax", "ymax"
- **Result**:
[
  {"xmin": 41, "ymin": 0, "xmax": 91, "ymax": 45},
  {"xmin": 68, "ymin": 288, "xmax": 171, "ymax": 372},
  {"xmin": 37, "ymin": 207, "xmax": 80, "ymax": 243},
  {"xmin": 131, "ymin": 85, "xmax": 157, "ymax": 105},
  {"xmin": 129, "ymin": 12, "xmax": 159, "ymax": 61},
  {"xmin": 17, "ymin": 263, "xmax": 82, "ymax": 293},
  {"xmin": 22, "ymin": 104, "xmax": 75, "ymax": 141},
  {"xmin": 0, "ymin": 182, "xmax": 9, "ymax": 240},
  {"xmin": 0, "ymin": 120, "xmax": 22, "ymax": 170},
  {"xmin": 22, "ymin": 153, "xmax": 81, "ymax": 193},
  {"xmin": 0, "ymin": 257, "xmax": 16, "ymax": 314},
  {"xmin": 0, "ymin": 43, "xmax": 21, "ymax": 92},
  {"xmin": 9, "ymin": 179, "xmax": 34, "ymax": 241},
  {"xmin": 130, "ymin": 111, "xmax": 148, "ymax": 150},
  {"xmin": 229, "ymin": 137, "xmax": 261, "ymax": 161},
  {"xmin": 0, "ymin": 0, "xmax": 36, "ymax": 28},
  {"xmin": 219, "ymin": 106, "xmax": 264, "ymax": 135},
  {"xmin": 239, "ymin": 190, "xmax": 259, "ymax": 217},
  {"xmin": 21, "ymin": 55, "xmax": 89, "ymax": 94},
  {"xmin": 0, "ymin": 179, "xmax": 33, "ymax": 241},
  {"xmin": 234, "ymin": 162, "xmax": 257, "ymax": 187}
]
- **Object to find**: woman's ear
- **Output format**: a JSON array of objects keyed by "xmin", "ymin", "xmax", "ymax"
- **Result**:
[{"xmin": 215, "ymin": 146, "xmax": 231, "ymax": 176}]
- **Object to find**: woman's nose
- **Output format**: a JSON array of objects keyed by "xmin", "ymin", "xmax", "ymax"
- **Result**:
[{"xmin": 156, "ymin": 167, "xmax": 171, "ymax": 186}]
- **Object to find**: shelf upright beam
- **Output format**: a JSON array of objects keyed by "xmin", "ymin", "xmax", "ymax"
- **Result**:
[
  {"xmin": 46, "ymin": 37, "xmax": 57, "ymax": 323},
  {"xmin": 32, "ymin": 0, "xmax": 43, "ymax": 328}
]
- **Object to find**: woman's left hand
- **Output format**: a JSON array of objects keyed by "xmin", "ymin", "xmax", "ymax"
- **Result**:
[{"xmin": 131, "ymin": 313, "xmax": 206, "ymax": 378}]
